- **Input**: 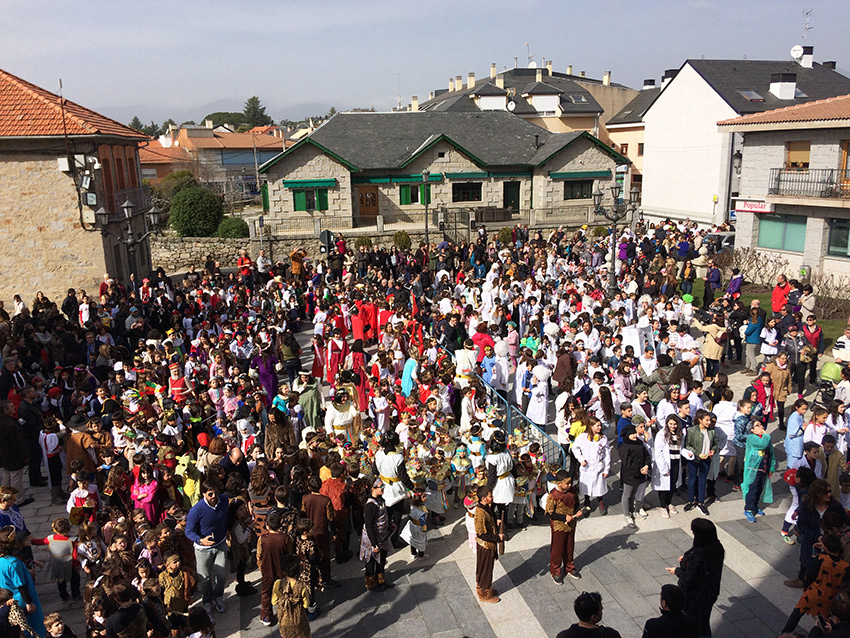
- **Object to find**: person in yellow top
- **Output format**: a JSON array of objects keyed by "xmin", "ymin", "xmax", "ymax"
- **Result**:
[{"xmin": 272, "ymin": 554, "xmax": 312, "ymax": 638}]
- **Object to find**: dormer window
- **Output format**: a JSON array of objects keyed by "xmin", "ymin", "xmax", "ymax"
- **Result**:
[
  {"xmin": 737, "ymin": 90, "xmax": 764, "ymax": 102},
  {"xmin": 569, "ymin": 95, "xmax": 587, "ymax": 104}
]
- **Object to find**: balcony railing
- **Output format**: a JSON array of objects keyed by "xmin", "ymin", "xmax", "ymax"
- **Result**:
[{"xmin": 768, "ymin": 167, "xmax": 850, "ymax": 199}]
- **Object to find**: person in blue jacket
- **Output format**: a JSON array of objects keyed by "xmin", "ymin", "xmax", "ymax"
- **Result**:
[{"xmin": 743, "ymin": 309, "xmax": 764, "ymax": 375}]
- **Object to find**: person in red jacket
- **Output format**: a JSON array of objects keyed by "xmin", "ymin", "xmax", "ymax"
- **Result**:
[
  {"xmin": 471, "ymin": 325, "xmax": 496, "ymax": 363},
  {"xmin": 771, "ymin": 274, "xmax": 790, "ymax": 314}
]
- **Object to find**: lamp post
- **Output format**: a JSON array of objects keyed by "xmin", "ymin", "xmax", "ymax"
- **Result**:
[
  {"xmin": 97, "ymin": 201, "xmax": 162, "ymax": 282},
  {"xmin": 593, "ymin": 184, "xmax": 641, "ymax": 298},
  {"xmin": 422, "ymin": 169, "xmax": 430, "ymax": 246}
]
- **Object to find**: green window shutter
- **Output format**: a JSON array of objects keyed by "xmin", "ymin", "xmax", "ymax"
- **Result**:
[
  {"xmin": 420, "ymin": 183, "xmax": 431, "ymax": 204},
  {"xmin": 261, "ymin": 183, "xmax": 269, "ymax": 212},
  {"xmin": 399, "ymin": 185, "xmax": 411, "ymax": 206},
  {"xmin": 316, "ymin": 188, "xmax": 329, "ymax": 211},
  {"xmin": 293, "ymin": 190, "xmax": 307, "ymax": 212}
]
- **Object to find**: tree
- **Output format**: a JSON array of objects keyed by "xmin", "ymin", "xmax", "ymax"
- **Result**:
[
  {"xmin": 128, "ymin": 116, "xmax": 144, "ymax": 131},
  {"xmin": 141, "ymin": 121, "xmax": 161, "ymax": 137},
  {"xmin": 243, "ymin": 96, "xmax": 273, "ymax": 128},
  {"xmin": 201, "ymin": 112, "xmax": 245, "ymax": 128},
  {"xmin": 161, "ymin": 118, "xmax": 177, "ymax": 133},
  {"xmin": 327, "ymin": 106, "xmax": 337, "ymax": 118},
  {"xmin": 216, "ymin": 217, "xmax": 250, "ymax": 238},
  {"xmin": 169, "ymin": 186, "xmax": 223, "ymax": 237}
]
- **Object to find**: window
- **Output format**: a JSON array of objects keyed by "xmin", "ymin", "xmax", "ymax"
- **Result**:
[
  {"xmin": 563, "ymin": 180, "xmax": 593, "ymax": 200},
  {"xmin": 786, "ymin": 141, "xmax": 811, "ymax": 170},
  {"xmin": 437, "ymin": 151, "xmax": 446, "ymax": 159},
  {"xmin": 141, "ymin": 168, "xmax": 158, "ymax": 181},
  {"xmin": 620, "ymin": 144, "xmax": 629, "ymax": 156},
  {"xmin": 828, "ymin": 219, "xmax": 850, "ymax": 258},
  {"xmin": 399, "ymin": 184, "xmax": 431, "ymax": 205},
  {"xmin": 758, "ymin": 214, "xmax": 806, "ymax": 252},
  {"xmin": 452, "ymin": 182, "xmax": 482, "ymax": 202},
  {"xmin": 737, "ymin": 90, "xmax": 765, "ymax": 102},
  {"xmin": 569, "ymin": 95, "xmax": 587, "ymax": 104},
  {"xmin": 638, "ymin": 143, "xmax": 644, "ymax": 156},
  {"xmin": 115, "ymin": 157, "xmax": 126, "ymax": 190},
  {"xmin": 293, "ymin": 188, "xmax": 328, "ymax": 212}
]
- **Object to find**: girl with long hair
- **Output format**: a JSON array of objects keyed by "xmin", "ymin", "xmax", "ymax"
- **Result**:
[{"xmin": 653, "ymin": 415, "xmax": 683, "ymax": 517}]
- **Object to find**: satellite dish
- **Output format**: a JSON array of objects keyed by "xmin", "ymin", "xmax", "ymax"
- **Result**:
[
  {"xmin": 790, "ymin": 45, "xmax": 804, "ymax": 61},
  {"xmin": 507, "ymin": 100, "xmax": 516, "ymax": 112},
  {"xmin": 528, "ymin": 61, "xmax": 537, "ymax": 69}
]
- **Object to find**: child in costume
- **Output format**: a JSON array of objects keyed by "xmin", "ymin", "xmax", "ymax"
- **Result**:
[{"xmin": 400, "ymin": 493, "xmax": 428, "ymax": 560}]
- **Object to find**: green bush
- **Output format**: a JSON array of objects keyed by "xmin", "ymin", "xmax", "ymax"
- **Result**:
[
  {"xmin": 591, "ymin": 225, "xmax": 609, "ymax": 238},
  {"xmin": 354, "ymin": 236, "xmax": 373, "ymax": 249},
  {"xmin": 154, "ymin": 170, "xmax": 198, "ymax": 211},
  {"xmin": 393, "ymin": 230, "xmax": 411, "ymax": 251},
  {"xmin": 216, "ymin": 217, "xmax": 250, "ymax": 238},
  {"xmin": 169, "ymin": 186, "xmax": 224, "ymax": 237},
  {"xmin": 498, "ymin": 226, "xmax": 513, "ymax": 246}
]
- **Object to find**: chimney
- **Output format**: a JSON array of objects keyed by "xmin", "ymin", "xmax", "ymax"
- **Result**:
[
  {"xmin": 204, "ymin": 119, "xmax": 214, "ymax": 129},
  {"xmin": 823, "ymin": 61, "xmax": 837, "ymax": 70},
  {"xmin": 534, "ymin": 134, "xmax": 540, "ymax": 149},
  {"xmin": 579, "ymin": 70, "xmax": 585, "ymax": 78},
  {"xmin": 643, "ymin": 78, "xmax": 656, "ymax": 90},
  {"xmin": 603, "ymin": 71, "xmax": 611, "ymax": 86},
  {"xmin": 567, "ymin": 64, "xmax": 573, "ymax": 75},
  {"xmin": 514, "ymin": 56, "xmax": 518, "ymax": 68},
  {"xmin": 661, "ymin": 68, "xmax": 679, "ymax": 87},
  {"xmin": 448, "ymin": 78, "xmax": 454, "ymax": 92},
  {"xmin": 536, "ymin": 68, "xmax": 543, "ymax": 83},
  {"xmin": 467, "ymin": 72, "xmax": 475, "ymax": 89},
  {"xmin": 411, "ymin": 96, "xmax": 419, "ymax": 111},
  {"xmin": 546, "ymin": 60, "xmax": 553, "ymax": 75},
  {"xmin": 428, "ymin": 91, "xmax": 434, "ymax": 100},
  {"xmin": 456, "ymin": 75, "xmax": 463, "ymax": 91},
  {"xmin": 490, "ymin": 62, "xmax": 497, "ymax": 79},
  {"xmin": 769, "ymin": 73, "xmax": 797, "ymax": 100},
  {"xmin": 800, "ymin": 45, "xmax": 814, "ymax": 69},
  {"xmin": 495, "ymin": 75, "xmax": 504, "ymax": 89}
]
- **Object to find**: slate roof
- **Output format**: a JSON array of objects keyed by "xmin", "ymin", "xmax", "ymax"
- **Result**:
[
  {"xmin": 718, "ymin": 92, "xmax": 850, "ymax": 127},
  {"xmin": 471, "ymin": 83, "xmax": 508, "ymax": 97},
  {"xmin": 682, "ymin": 60, "xmax": 850, "ymax": 115},
  {"xmin": 521, "ymin": 82, "xmax": 563, "ymax": 96},
  {"xmin": 0, "ymin": 67, "xmax": 147, "ymax": 140},
  {"xmin": 420, "ymin": 68, "xmax": 603, "ymax": 116},
  {"xmin": 607, "ymin": 87, "xmax": 662, "ymax": 125},
  {"xmin": 259, "ymin": 111, "xmax": 629, "ymax": 174}
]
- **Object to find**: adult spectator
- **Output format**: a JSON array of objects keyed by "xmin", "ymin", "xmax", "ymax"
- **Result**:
[
  {"xmin": 799, "ymin": 284, "xmax": 817, "ymax": 320},
  {"xmin": 185, "ymin": 481, "xmax": 230, "ymax": 616},
  {"xmin": 666, "ymin": 518, "xmax": 725, "ymax": 637},
  {"xmin": 702, "ymin": 259, "xmax": 721, "ymax": 309},
  {"xmin": 0, "ymin": 526, "xmax": 43, "ymax": 637},
  {"xmin": 0, "ymin": 401, "xmax": 32, "ymax": 505},
  {"xmin": 220, "ymin": 447, "xmax": 250, "ymax": 485},
  {"xmin": 642, "ymin": 584, "xmax": 698, "ymax": 638},
  {"xmin": 17, "ymin": 387, "xmax": 46, "ymax": 488},
  {"xmin": 60, "ymin": 289, "xmax": 79, "ymax": 324},
  {"xmin": 555, "ymin": 591, "xmax": 622, "ymax": 637},
  {"xmin": 237, "ymin": 249, "xmax": 254, "ymax": 292},
  {"xmin": 832, "ymin": 325, "xmax": 850, "ymax": 365},
  {"xmin": 772, "ymin": 274, "xmax": 791, "ymax": 314},
  {"xmin": 255, "ymin": 249, "xmax": 272, "ymax": 285}
]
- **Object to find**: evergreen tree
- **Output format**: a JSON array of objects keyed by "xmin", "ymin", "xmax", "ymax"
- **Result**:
[
  {"xmin": 128, "ymin": 115, "xmax": 144, "ymax": 131},
  {"xmin": 243, "ymin": 96, "xmax": 273, "ymax": 128}
]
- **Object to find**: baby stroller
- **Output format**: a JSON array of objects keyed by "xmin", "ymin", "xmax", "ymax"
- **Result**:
[{"xmin": 814, "ymin": 361, "xmax": 842, "ymax": 407}]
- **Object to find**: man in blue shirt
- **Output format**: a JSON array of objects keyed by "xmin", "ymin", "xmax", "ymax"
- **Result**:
[{"xmin": 186, "ymin": 481, "xmax": 229, "ymax": 616}]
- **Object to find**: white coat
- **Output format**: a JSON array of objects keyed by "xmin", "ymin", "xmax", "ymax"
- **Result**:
[
  {"xmin": 527, "ymin": 381, "xmax": 549, "ymax": 427},
  {"xmin": 485, "ymin": 451, "xmax": 516, "ymax": 504},
  {"xmin": 375, "ymin": 450, "xmax": 408, "ymax": 507},
  {"xmin": 571, "ymin": 432, "xmax": 610, "ymax": 498},
  {"xmin": 651, "ymin": 432, "xmax": 682, "ymax": 492},
  {"xmin": 712, "ymin": 400, "xmax": 737, "ymax": 457}
]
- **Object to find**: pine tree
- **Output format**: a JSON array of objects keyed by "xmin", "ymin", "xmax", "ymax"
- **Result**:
[
  {"xmin": 243, "ymin": 96, "xmax": 273, "ymax": 128},
  {"xmin": 128, "ymin": 115, "xmax": 144, "ymax": 131}
]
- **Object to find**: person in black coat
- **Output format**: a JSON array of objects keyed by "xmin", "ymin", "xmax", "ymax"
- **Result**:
[
  {"xmin": 790, "ymin": 479, "xmax": 847, "ymax": 586},
  {"xmin": 642, "ymin": 584, "xmax": 698, "ymax": 638},
  {"xmin": 619, "ymin": 423, "xmax": 651, "ymax": 529},
  {"xmin": 666, "ymin": 518, "xmax": 724, "ymax": 638}
]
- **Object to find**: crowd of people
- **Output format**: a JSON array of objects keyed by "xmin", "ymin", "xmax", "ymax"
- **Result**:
[{"xmin": 0, "ymin": 219, "xmax": 848, "ymax": 638}]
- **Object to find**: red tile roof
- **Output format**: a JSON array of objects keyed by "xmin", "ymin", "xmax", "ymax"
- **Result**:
[
  {"xmin": 177, "ymin": 130, "xmax": 292, "ymax": 150},
  {"xmin": 719, "ymin": 93, "xmax": 850, "ymax": 126},
  {"xmin": 139, "ymin": 141, "xmax": 193, "ymax": 165},
  {"xmin": 0, "ymin": 68, "xmax": 148, "ymax": 139}
]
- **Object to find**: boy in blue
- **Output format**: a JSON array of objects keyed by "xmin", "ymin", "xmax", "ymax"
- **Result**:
[
  {"xmin": 616, "ymin": 403, "xmax": 633, "ymax": 447},
  {"xmin": 784, "ymin": 398, "xmax": 809, "ymax": 469}
]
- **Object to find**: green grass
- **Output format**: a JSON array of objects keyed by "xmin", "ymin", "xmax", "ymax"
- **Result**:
[{"xmin": 688, "ymin": 280, "xmax": 843, "ymax": 348}]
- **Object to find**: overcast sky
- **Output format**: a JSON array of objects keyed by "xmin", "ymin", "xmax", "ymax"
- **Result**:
[{"xmin": 3, "ymin": 0, "xmax": 849, "ymax": 125}]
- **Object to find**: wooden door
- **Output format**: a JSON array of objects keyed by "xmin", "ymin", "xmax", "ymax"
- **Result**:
[
  {"xmin": 358, "ymin": 186, "xmax": 379, "ymax": 218},
  {"xmin": 841, "ymin": 141, "xmax": 850, "ymax": 198},
  {"xmin": 503, "ymin": 181, "xmax": 520, "ymax": 211}
]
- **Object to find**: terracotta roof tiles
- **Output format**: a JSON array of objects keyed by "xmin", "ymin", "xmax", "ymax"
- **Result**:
[
  {"xmin": 0, "ymin": 67, "xmax": 147, "ymax": 140},
  {"xmin": 718, "ymin": 93, "xmax": 850, "ymax": 126}
]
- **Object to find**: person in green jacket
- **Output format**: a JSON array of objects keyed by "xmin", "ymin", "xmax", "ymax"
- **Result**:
[{"xmin": 741, "ymin": 419, "xmax": 776, "ymax": 523}]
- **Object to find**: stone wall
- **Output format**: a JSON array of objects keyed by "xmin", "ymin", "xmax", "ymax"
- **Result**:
[{"xmin": 0, "ymin": 153, "xmax": 109, "ymax": 301}]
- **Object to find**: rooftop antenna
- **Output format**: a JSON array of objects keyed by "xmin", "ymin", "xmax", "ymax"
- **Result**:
[
  {"xmin": 396, "ymin": 73, "xmax": 401, "ymax": 111},
  {"xmin": 526, "ymin": 43, "xmax": 536, "ymax": 68},
  {"xmin": 802, "ymin": 8, "xmax": 813, "ymax": 42}
]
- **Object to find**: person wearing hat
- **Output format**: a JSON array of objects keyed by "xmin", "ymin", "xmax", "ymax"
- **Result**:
[
  {"xmin": 167, "ymin": 362, "xmax": 194, "ymax": 407},
  {"xmin": 325, "ymin": 327, "xmax": 349, "ymax": 389},
  {"xmin": 324, "ymin": 388, "xmax": 357, "ymax": 443},
  {"xmin": 454, "ymin": 339, "xmax": 477, "ymax": 390},
  {"xmin": 360, "ymin": 479, "xmax": 393, "ymax": 592}
]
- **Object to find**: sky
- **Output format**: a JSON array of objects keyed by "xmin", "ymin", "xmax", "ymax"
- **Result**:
[{"xmin": 3, "ymin": 0, "xmax": 850, "ymax": 126}]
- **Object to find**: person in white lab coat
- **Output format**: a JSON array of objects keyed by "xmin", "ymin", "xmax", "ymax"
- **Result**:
[
  {"xmin": 571, "ymin": 419, "xmax": 610, "ymax": 515},
  {"xmin": 652, "ymin": 416, "xmax": 683, "ymax": 518}
]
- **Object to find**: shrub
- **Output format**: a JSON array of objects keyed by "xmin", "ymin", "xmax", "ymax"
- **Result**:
[
  {"xmin": 591, "ymin": 225, "xmax": 609, "ymax": 238},
  {"xmin": 216, "ymin": 217, "xmax": 250, "ymax": 238},
  {"xmin": 393, "ymin": 230, "xmax": 411, "ymax": 251},
  {"xmin": 730, "ymin": 247, "xmax": 789, "ymax": 287},
  {"xmin": 354, "ymin": 236, "xmax": 373, "ymax": 249},
  {"xmin": 497, "ymin": 226, "xmax": 513, "ymax": 246},
  {"xmin": 169, "ymin": 186, "xmax": 224, "ymax": 237},
  {"xmin": 153, "ymin": 170, "xmax": 198, "ymax": 213},
  {"xmin": 810, "ymin": 272, "xmax": 850, "ymax": 320}
]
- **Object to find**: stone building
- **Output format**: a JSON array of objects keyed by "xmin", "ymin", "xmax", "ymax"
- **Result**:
[
  {"xmin": 718, "ymin": 93, "xmax": 850, "ymax": 275},
  {"xmin": 0, "ymin": 67, "xmax": 148, "ymax": 300},
  {"xmin": 258, "ymin": 111, "xmax": 628, "ymax": 233}
]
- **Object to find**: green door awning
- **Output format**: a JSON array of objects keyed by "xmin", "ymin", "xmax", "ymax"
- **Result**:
[
  {"xmin": 549, "ymin": 170, "xmax": 611, "ymax": 180},
  {"xmin": 283, "ymin": 179, "xmax": 337, "ymax": 188}
]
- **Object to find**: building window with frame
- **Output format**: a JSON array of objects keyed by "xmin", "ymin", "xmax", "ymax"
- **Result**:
[
  {"xmin": 828, "ymin": 219, "xmax": 850, "ymax": 258},
  {"xmin": 451, "ymin": 182, "xmax": 482, "ymax": 203},
  {"xmin": 563, "ymin": 180, "xmax": 593, "ymax": 200},
  {"xmin": 399, "ymin": 184, "xmax": 431, "ymax": 205},
  {"xmin": 785, "ymin": 141, "xmax": 811, "ymax": 170},
  {"xmin": 638, "ymin": 143, "xmax": 644, "ymax": 156},
  {"xmin": 620, "ymin": 143, "xmax": 629, "ymax": 156},
  {"xmin": 757, "ymin": 213, "xmax": 806, "ymax": 253},
  {"xmin": 293, "ymin": 188, "xmax": 328, "ymax": 212}
]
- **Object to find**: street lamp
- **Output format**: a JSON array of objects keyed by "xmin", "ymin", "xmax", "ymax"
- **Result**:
[
  {"xmin": 422, "ymin": 170, "xmax": 430, "ymax": 246},
  {"xmin": 593, "ymin": 184, "xmax": 641, "ymax": 298},
  {"xmin": 100, "ymin": 201, "xmax": 163, "ymax": 281}
]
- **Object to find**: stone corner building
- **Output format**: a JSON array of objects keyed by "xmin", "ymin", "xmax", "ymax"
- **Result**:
[
  {"xmin": 0, "ymin": 67, "xmax": 149, "ymax": 301},
  {"xmin": 258, "ymin": 111, "xmax": 629, "ymax": 232}
]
